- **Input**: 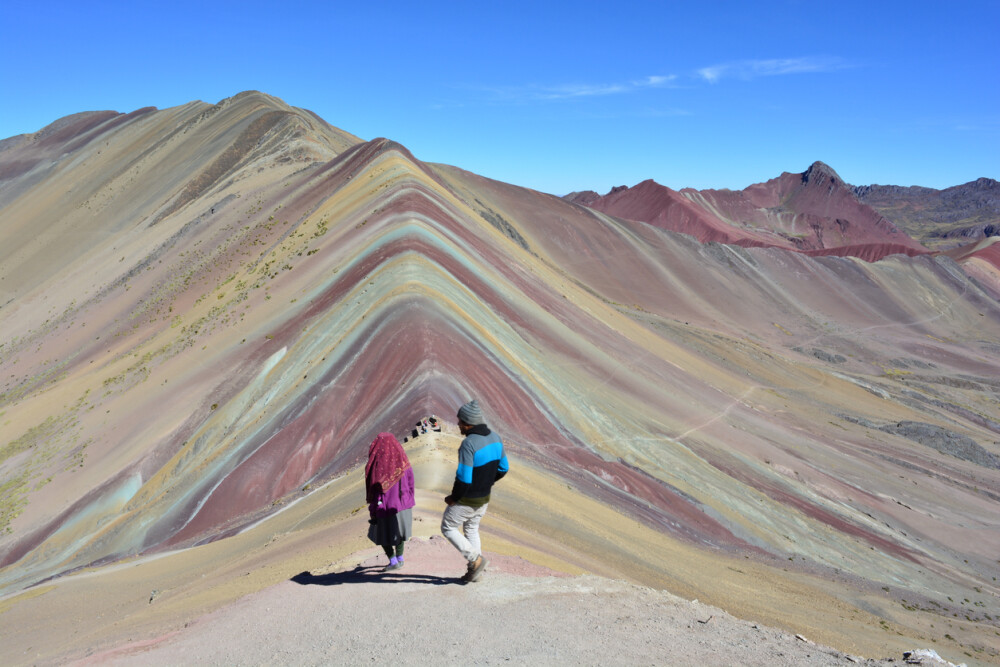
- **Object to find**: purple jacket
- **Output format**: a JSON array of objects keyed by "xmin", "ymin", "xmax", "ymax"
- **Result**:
[{"xmin": 369, "ymin": 466, "xmax": 415, "ymax": 518}]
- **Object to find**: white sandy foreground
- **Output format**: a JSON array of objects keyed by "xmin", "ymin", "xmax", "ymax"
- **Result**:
[{"xmin": 65, "ymin": 536, "xmax": 938, "ymax": 667}]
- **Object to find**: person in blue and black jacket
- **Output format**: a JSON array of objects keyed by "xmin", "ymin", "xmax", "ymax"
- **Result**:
[{"xmin": 441, "ymin": 399, "xmax": 509, "ymax": 583}]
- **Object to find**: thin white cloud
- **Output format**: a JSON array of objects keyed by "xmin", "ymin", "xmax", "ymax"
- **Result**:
[
  {"xmin": 634, "ymin": 75, "xmax": 679, "ymax": 88},
  {"xmin": 697, "ymin": 57, "xmax": 848, "ymax": 83},
  {"xmin": 537, "ymin": 83, "xmax": 630, "ymax": 99},
  {"xmin": 479, "ymin": 74, "xmax": 679, "ymax": 102},
  {"xmin": 697, "ymin": 65, "xmax": 727, "ymax": 84},
  {"xmin": 953, "ymin": 116, "xmax": 1000, "ymax": 133},
  {"xmin": 580, "ymin": 106, "xmax": 693, "ymax": 120}
]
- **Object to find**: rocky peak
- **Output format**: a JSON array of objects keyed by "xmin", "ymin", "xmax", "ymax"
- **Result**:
[
  {"xmin": 801, "ymin": 161, "xmax": 844, "ymax": 187},
  {"xmin": 562, "ymin": 190, "xmax": 600, "ymax": 206}
]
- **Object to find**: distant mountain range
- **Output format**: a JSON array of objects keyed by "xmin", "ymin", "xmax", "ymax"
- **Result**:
[
  {"xmin": 567, "ymin": 162, "xmax": 1000, "ymax": 260},
  {"xmin": 854, "ymin": 177, "xmax": 1000, "ymax": 247}
]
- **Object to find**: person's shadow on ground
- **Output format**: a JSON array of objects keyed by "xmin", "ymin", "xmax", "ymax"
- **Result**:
[{"xmin": 291, "ymin": 565, "xmax": 460, "ymax": 587}]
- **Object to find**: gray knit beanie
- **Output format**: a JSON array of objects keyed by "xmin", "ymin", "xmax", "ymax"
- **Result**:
[{"xmin": 457, "ymin": 399, "xmax": 485, "ymax": 425}]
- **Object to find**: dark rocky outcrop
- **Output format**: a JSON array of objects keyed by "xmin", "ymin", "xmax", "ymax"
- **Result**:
[
  {"xmin": 843, "ymin": 416, "xmax": 1000, "ymax": 469},
  {"xmin": 854, "ymin": 177, "xmax": 1000, "ymax": 247}
]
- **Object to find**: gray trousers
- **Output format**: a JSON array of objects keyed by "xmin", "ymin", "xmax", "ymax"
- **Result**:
[{"xmin": 441, "ymin": 502, "xmax": 488, "ymax": 562}]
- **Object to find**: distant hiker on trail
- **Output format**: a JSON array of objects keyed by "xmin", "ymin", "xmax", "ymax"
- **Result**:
[
  {"xmin": 442, "ymin": 400, "xmax": 509, "ymax": 583},
  {"xmin": 365, "ymin": 432, "xmax": 415, "ymax": 572}
]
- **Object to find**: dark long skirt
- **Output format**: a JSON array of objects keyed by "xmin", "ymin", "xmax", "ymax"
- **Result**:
[{"xmin": 367, "ymin": 508, "xmax": 412, "ymax": 547}]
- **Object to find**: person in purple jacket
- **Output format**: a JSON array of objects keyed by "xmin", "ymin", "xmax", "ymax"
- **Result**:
[{"xmin": 365, "ymin": 432, "xmax": 415, "ymax": 571}]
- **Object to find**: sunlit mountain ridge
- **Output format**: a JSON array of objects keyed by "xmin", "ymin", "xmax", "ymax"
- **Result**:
[{"xmin": 1, "ymin": 91, "xmax": 998, "ymax": 662}]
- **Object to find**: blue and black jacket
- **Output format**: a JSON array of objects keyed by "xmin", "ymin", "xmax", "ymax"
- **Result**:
[{"xmin": 450, "ymin": 424, "xmax": 509, "ymax": 507}]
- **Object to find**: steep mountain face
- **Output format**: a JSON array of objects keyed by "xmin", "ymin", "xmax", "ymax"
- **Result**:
[
  {"xmin": 0, "ymin": 92, "xmax": 359, "ymax": 304},
  {"xmin": 567, "ymin": 161, "xmax": 929, "ymax": 261},
  {"xmin": 564, "ymin": 178, "xmax": 776, "ymax": 248},
  {"xmin": 855, "ymin": 177, "xmax": 1000, "ymax": 248},
  {"xmin": 1, "ymin": 93, "xmax": 999, "ymax": 658}
]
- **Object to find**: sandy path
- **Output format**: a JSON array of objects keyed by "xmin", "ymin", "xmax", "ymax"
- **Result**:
[{"xmin": 72, "ymin": 536, "xmax": 906, "ymax": 667}]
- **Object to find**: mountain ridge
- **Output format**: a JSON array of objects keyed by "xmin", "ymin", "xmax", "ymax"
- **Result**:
[
  {"xmin": 855, "ymin": 177, "xmax": 1000, "ymax": 248},
  {"xmin": 569, "ymin": 164, "xmax": 999, "ymax": 261},
  {"xmin": 1, "ymin": 92, "xmax": 999, "ymax": 663},
  {"xmin": 567, "ymin": 160, "xmax": 932, "ymax": 262}
]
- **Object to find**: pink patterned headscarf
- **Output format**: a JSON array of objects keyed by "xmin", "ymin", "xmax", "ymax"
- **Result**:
[{"xmin": 365, "ymin": 432, "xmax": 411, "ymax": 503}]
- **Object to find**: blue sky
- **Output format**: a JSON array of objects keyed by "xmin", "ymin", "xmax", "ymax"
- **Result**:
[{"xmin": 2, "ymin": 0, "xmax": 997, "ymax": 195}]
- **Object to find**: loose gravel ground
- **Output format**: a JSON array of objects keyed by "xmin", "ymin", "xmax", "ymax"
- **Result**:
[{"xmin": 72, "ymin": 536, "xmax": 920, "ymax": 667}]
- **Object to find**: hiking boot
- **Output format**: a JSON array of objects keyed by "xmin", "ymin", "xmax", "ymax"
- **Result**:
[{"xmin": 461, "ymin": 556, "xmax": 488, "ymax": 583}]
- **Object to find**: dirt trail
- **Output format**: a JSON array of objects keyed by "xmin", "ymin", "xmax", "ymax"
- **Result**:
[{"xmin": 71, "ymin": 536, "xmax": 912, "ymax": 667}]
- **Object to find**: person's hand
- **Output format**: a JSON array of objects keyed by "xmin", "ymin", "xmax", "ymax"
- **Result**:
[{"xmin": 444, "ymin": 495, "xmax": 455, "ymax": 506}]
